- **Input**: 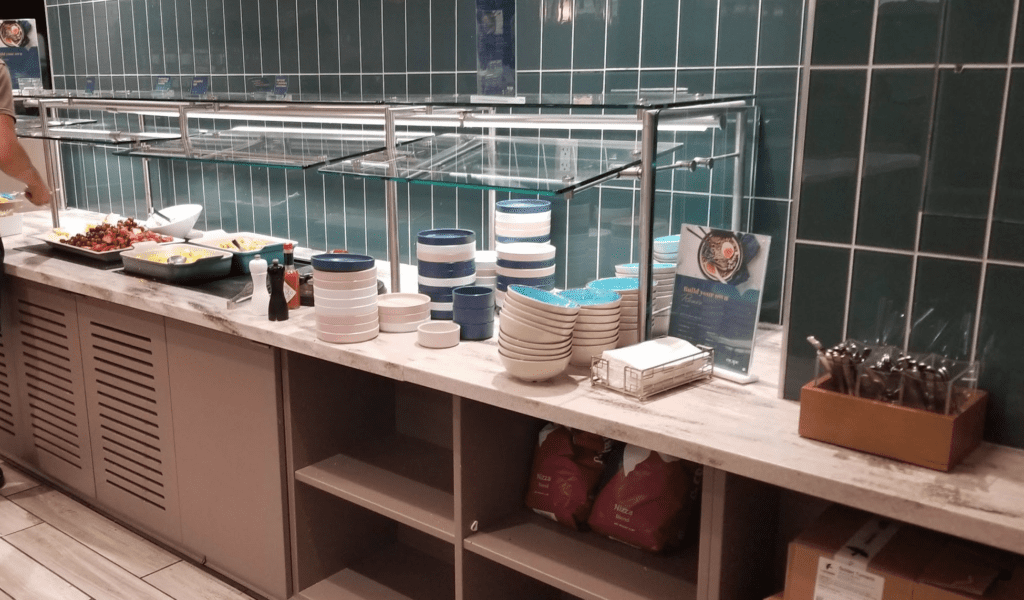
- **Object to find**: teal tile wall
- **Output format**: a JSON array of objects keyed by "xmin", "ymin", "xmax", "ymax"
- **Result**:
[
  {"xmin": 43, "ymin": 0, "xmax": 803, "ymax": 323},
  {"xmin": 786, "ymin": 0, "xmax": 1024, "ymax": 449}
]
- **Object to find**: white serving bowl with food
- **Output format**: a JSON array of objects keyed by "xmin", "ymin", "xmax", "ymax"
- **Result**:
[{"xmin": 144, "ymin": 204, "xmax": 204, "ymax": 239}]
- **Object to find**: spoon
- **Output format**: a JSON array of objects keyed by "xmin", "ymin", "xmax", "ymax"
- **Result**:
[
  {"xmin": 231, "ymin": 238, "xmax": 244, "ymax": 251},
  {"xmin": 167, "ymin": 255, "xmax": 186, "ymax": 265}
]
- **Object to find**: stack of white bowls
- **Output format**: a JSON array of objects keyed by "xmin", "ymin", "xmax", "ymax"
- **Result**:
[
  {"xmin": 498, "ymin": 285, "xmax": 579, "ymax": 382},
  {"xmin": 417, "ymin": 228, "xmax": 476, "ymax": 320},
  {"xmin": 495, "ymin": 242, "xmax": 557, "ymax": 307},
  {"xmin": 615, "ymin": 263, "xmax": 677, "ymax": 337},
  {"xmin": 475, "ymin": 250, "xmax": 497, "ymax": 289},
  {"xmin": 312, "ymin": 254, "xmax": 379, "ymax": 344},
  {"xmin": 653, "ymin": 234, "xmax": 680, "ymax": 264},
  {"xmin": 495, "ymin": 199, "xmax": 551, "ymax": 245},
  {"xmin": 586, "ymin": 277, "xmax": 640, "ymax": 347},
  {"xmin": 556, "ymin": 289, "xmax": 622, "ymax": 367},
  {"xmin": 377, "ymin": 293, "xmax": 431, "ymax": 333}
]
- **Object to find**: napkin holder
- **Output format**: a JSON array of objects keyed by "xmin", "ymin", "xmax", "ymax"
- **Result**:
[{"xmin": 590, "ymin": 344, "xmax": 713, "ymax": 401}]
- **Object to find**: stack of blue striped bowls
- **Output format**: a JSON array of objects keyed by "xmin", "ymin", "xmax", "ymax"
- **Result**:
[
  {"xmin": 417, "ymin": 228, "xmax": 476, "ymax": 320},
  {"xmin": 495, "ymin": 199, "xmax": 551, "ymax": 245},
  {"xmin": 495, "ymin": 242, "xmax": 557, "ymax": 307}
]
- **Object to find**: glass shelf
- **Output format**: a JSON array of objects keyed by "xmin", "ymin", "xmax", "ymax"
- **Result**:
[
  {"xmin": 117, "ymin": 126, "xmax": 422, "ymax": 169},
  {"xmin": 319, "ymin": 133, "xmax": 686, "ymax": 196},
  {"xmin": 16, "ymin": 88, "xmax": 752, "ymax": 110},
  {"xmin": 15, "ymin": 122, "xmax": 181, "ymax": 145},
  {"xmin": 14, "ymin": 117, "xmax": 96, "ymax": 137}
]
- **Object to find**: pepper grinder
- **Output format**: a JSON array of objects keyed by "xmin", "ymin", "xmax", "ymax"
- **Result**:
[
  {"xmin": 267, "ymin": 259, "xmax": 289, "ymax": 321},
  {"xmin": 249, "ymin": 255, "xmax": 270, "ymax": 317}
]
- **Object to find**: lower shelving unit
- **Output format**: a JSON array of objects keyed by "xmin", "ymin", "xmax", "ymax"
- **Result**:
[
  {"xmin": 465, "ymin": 511, "xmax": 699, "ymax": 600},
  {"xmin": 295, "ymin": 434, "xmax": 456, "ymax": 540},
  {"xmin": 296, "ymin": 527, "xmax": 456, "ymax": 600}
]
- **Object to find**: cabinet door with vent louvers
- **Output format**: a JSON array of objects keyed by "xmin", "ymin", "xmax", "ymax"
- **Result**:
[
  {"xmin": 8, "ymin": 281, "xmax": 95, "ymax": 498},
  {"xmin": 0, "ymin": 280, "xmax": 25, "ymax": 462},
  {"xmin": 75, "ymin": 296, "xmax": 182, "ymax": 546}
]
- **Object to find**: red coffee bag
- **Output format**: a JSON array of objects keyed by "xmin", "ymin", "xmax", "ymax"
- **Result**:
[
  {"xmin": 524, "ymin": 423, "xmax": 610, "ymax": 530},
  {"xmin": 587, "ymin": 444, "xmax": 702, "ymax": 552}
]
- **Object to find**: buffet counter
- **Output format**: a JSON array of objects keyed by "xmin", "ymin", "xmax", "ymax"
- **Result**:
[{"xmin": 3, "ymin": 210, "xmax": 1024, "ymax": 599}]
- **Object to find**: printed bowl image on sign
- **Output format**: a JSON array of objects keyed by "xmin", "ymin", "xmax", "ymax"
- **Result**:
[
  {"xmin": 0, "ymin": 21, "xmax": 28, "ymax": 47},
  {"xmin": 693, "ymin": 229, "xmax": 743, "ymax": 283}
]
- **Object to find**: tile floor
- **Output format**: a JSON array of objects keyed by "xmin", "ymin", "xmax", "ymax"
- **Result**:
[{"xmin": 0, "ymin": 460, "xmax": 260, "ymax": 600}]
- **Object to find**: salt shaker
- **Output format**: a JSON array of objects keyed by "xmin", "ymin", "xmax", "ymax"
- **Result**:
[{"xmin": 249, "ymin": 255, "xmax": 270, "ymax": 317}]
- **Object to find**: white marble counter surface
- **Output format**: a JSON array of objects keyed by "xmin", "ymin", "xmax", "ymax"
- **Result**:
[{"xmin": 5, "ymin": 210, "xmax": 1024, "ymax": 556}]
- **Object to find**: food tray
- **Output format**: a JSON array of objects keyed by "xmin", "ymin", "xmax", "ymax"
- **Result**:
[
  {"xmin": 590, "ymin": 345, "xmax": 714, "ymax": 401},
  {"xmin": 121, "ymin": 243, "xmax": 233, "ymax": 282},
  {"xmin": 37, "ymin": 223, "xmax": 180, "ymax": 262},
  {"xmin": 190, "ymin": 232, "xmax": 296, "ymax": 274}
]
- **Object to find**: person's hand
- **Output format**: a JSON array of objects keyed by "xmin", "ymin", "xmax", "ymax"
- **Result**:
[{"xmin": 22, "ymin": 171, "xmax": 51, "ymax": 206}]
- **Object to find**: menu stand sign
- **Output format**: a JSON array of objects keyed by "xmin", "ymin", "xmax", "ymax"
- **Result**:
[
  {"xmin": 0, "ymin": 18, "xmax": 42, "ymax": 90},
  {"xmin": 667, "ymin": 227, "xmax": 771, "ymax": 384}
]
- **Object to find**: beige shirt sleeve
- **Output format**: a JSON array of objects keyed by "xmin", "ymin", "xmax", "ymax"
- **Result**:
[{"xmin": 0, "ymin": 61, "xmax": 15, "ymax": 122}]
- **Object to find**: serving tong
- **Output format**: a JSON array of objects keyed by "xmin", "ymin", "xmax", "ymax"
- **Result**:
[{"xmin": 807, "ymin": 337, "xmax": 870, "ymax": 395}]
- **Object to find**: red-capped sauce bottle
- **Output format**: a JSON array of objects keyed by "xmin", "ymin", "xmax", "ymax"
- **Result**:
[{"xmin": 283, "ymin": 243, "xmax": 300, "ymax": 309}]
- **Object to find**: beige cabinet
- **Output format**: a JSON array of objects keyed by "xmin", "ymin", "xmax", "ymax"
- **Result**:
[
  {"xmin": 76, "ymin": 296, "xmax": 183, "ymax": 546},
  {"xmin": 166, "ymin": 319, "xmax": 288, "ymax": 600},
  {"xmin": 0, "ymin": 278, "xmax": 289, "ymax": 600}
]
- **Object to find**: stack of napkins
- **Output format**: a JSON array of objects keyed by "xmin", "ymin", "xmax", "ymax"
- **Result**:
[{"xmin": 600, "ymin": 337, "xmax": 702, "ymax": 390}]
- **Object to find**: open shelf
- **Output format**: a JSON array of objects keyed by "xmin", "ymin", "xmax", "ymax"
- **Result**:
[
  {"xmin": 14, "ymin": 117, "xmax": 96, "ymax": 136},
  {"xmin": 465, "ymin": 511, "xmax": 699, "ymax": 600},
  {"xmin": 15, "ymin": 122, "xmax": 181, "ymax": 144},
  {"xmin": 295, "ymin": 541, "xmax": 456, "ymax": 600},
  {"xmin": 295, "ymin": 433, "xmax": 456, "ymax": 541},
  {"xmin": 118, "ymin": 127, "xmax": 414, "ymax": 169},
  {"xmin": 319, "ymin": 133, "xmax": 687, "ymax": 196}
]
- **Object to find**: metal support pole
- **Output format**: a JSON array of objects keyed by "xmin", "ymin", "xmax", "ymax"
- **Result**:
[
  {"xmin": 731, "ymin": 109, "xmax": 746, "ymax": 232},
  {"xmin": 638, "ymin": 109, "xmax": 660, "ymax": 342},
  {"xmin": 384, "ymin": 107, "xmax": 401, "ymax": 293},
  {"xmin": 487, "ymin": 106, "xmax": 498, "ymax": 251},
  {"xmin": 139, "ymin": 115, "xmax": 154, "ymax": 217},
  {"xmin": 38, "ymin": 102, "xmax": 63, "ymax": 227}
]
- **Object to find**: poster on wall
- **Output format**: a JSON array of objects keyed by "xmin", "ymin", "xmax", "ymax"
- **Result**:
[
  {"xmin": 668, "ymin": 227, "xmax": 771, "ymax": 381},
  {"xmin": 0, "ymin": 19, "xmax": 42, "ymax": 90},
  {"xmin": 475, "ymin": 0, "xmax": 515, "ymax": 96}
]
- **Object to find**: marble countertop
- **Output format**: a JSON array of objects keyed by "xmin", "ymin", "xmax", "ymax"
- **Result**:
[{"xmin": 5, "ymin": 210, "xmax": 1024, "ymax": 556}]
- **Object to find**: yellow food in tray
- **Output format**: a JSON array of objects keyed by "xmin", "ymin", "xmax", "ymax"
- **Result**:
[
  {"xmin": 217, "ymin": 238, "xmax": 270, "ymax": 251},
  {"xmin": 138, "ymin": 248, "xmax": 218, "ymax": 264}
]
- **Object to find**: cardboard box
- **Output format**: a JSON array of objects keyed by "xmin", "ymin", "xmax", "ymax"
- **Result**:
[
  {"xmin": 799, "ymin": 376, "xmax": 988, "ymax": 471},
  {"xmin": 784, "ymin": 505, "xmax": 948, "ymax": 600},
  {"xmin": 916, "ymin": 540, "xmax": 1024, "ymax": 600}
]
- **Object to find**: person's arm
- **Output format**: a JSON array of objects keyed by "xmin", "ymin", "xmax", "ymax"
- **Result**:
[{"xmin": 0, "ymin": 114, "xmax": 51, "ymax": 206}]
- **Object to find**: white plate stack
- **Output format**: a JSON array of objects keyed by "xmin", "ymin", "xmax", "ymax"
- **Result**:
[
  {"xmin": 498, "ymin": 285, "xmax": 580, "ymax": 382},
  {"xmin": 653, "ymin": 234, "xmax": 680, "ymax": 264},
  {"xmin": 615, "ymin": 263, "xmax": 677, "ymax": 337},
  {"xmin": 495, "ymin": 199, "xmax": 551, "ymax": 245},
  {"xmin": 556, "ymin": 289, "xmax": 622, "ymax": 367},
  {"xmin": 377, "ymin": 293, "xmax": 431, "ymax": 333},
  {"xmin": 586, "ymin": 277, "xmax": 640, "ymax": 347},
  {"xmin": 475, "ymin": 250, "xmax": 497, "ymax": 290},
  {"xmin": 312, "ymin": 254, "xmax": 379, "ymax": 344},
  {"xmin": 417, "ymin": 229, "xmax": 477, "ymax": 320},
  {"xmin": 495, "ymin": 242, "xmax": 557, "ymax": 307}
]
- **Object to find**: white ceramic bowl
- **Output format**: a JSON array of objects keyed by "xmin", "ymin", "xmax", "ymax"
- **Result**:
[
  {"xmin": 576, "ymin": 312, "xmax": 621, "ymax": 325},
  {"xmin": 499, "ymin": 352, "xmax": 571, "ymax": 382},
  {"xmin": 145, "ymin": 204, "xmax": 203, "ymax": 238},
  {"xmin": 494, "ymin": 210, "xmax": 550, "ymax": 224},
  {"xmin": 505, "ymin": 286, "xmax": 580, "ymax": 317},
  {"xmin": 315, "ymin": 303, "xmax": 379, "ymax": 318},
  {"xmin": 379, "ymin": 310, "xmax": 432, "ymax": 324},
  {"xmin": 475, "ymin": 250, "xmax": 498, "ymax": 266},
  {"xmin": 498, "ymin": 312, "xmax": 572, "ymax": 345},
  {"xmin": 498, "ymin": 335, "xmax": 572, "ymax": 358},
  {"xmin": 379, "ymin": 316, "xmax": 430, "ymax": 333},
  {"xmin": 618, "ymin": 329, "xmax": 640, "ymax": 348},
  {"xmin": 418, "ymin": 273, "xmax": 476, "ymax": 288},
  {"xmin": 316, "ymin": 319, "xmax": 381, "ymax": 335},
  {"xmin": 313, "ymin": 268, "xmax": 378, "ymax": 283},
  {"xmin": 573, "ymin": 321, "xmax": 620, "ymax": 333},
  {"xmin": 495, "ymin": 265, "xmax": 556, "ymax": 279},
  {"xmin": 313, "ymin": 277, "xmax": 380, "ymax": 292},
  {"xmin": 416, "ymin": 241, "xmax": 476, "ymax": 262},
  {"xmin": 500, "ymin": 303, "xmax": 576, "ymax": 332},
  {"xmin": 578, "ymin": 305, "xmax": 622, "ymax": 318},
  {"xmin": 417, "ymin": 321, "xmax": 460, "ymax": 349},
  {"xmin": 572, "ymin": 328, "xmax": 619, "ymax": 342},
  {"xmin": 314, "ymin": 286, "xmax": 378, "ymax": 302},
  {"xmin": 495, "ymin": 221, "xmax": 552, "ymax": 235},
  {"xmin": 315, "ymin": 311, "xmax": 379, "ymax": 327},
  {"xmin": 569, "ymin": 340, "xmax": 619, "ymax": 367},
  {"xmin": 317, "ymin": 327, "xmax": 379, "ymax": 344},
  {"xmin": 498, "ymin": 344, "xmax": 571, "ymax": 363},
  {"xmin": 498, "ymin": 330, "xmax": 572, "ymax": 352},
  {"xmin": 496, "ymin": 242, "xmax": 557, "ymax": 262},
  {"xmin": 314, "ymin": 295, "xmax": 378, "ymax": 310},
  {"xmin": 376, "ymin": 293, "xmax": 431, "ymax": 315}
]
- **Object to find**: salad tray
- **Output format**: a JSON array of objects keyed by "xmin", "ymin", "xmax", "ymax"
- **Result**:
[
  {"xmin": 121, "ymin": 243, "xmax": 233, "ymax": 282},
  {"xmin": 190, "ymin": 231, "xmax": 296, "ymax": 274},
  {"xmin": 38, "ymin": 217, "xmax": 178, "ymax": 262}
]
